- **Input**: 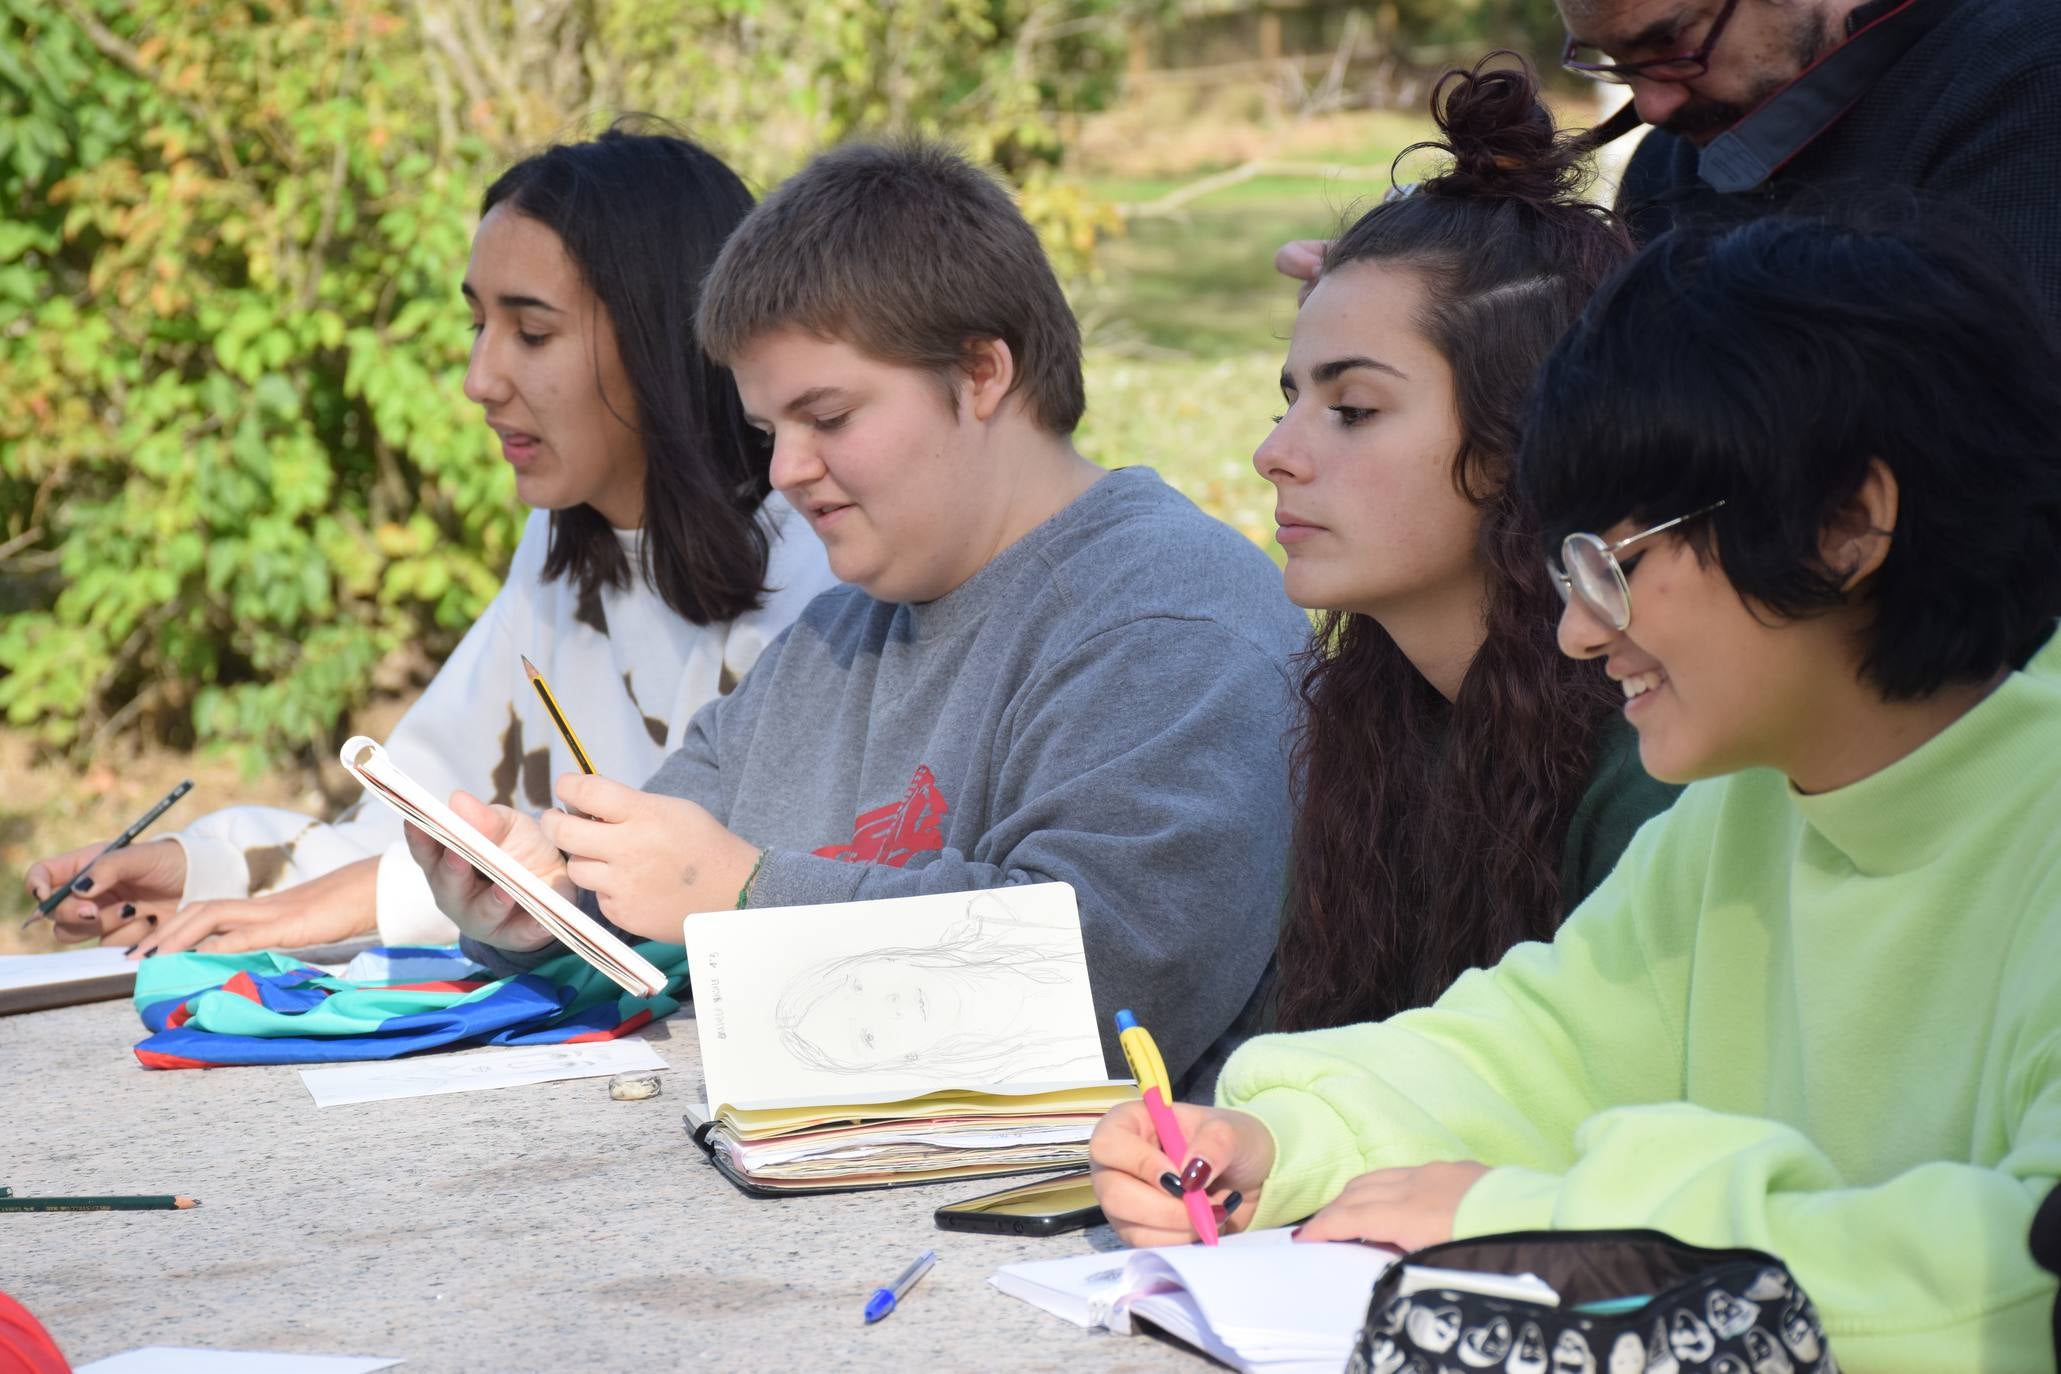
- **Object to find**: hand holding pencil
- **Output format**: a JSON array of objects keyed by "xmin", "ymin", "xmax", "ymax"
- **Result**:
[
  {"xmin": 22, "ymin": 779, "xmax": 195, "ymax": 940},
  {"xmin": 1088, "ymin": 1010, "xmax": 1274, "ymax": 1248},
  {"xmin": 519, "ymin": 654, "xmax": 763, "ymax": 939}
]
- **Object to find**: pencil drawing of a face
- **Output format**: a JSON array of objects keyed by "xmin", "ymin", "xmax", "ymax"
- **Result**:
[
  {"xmin": 789, "ymin": 958, "xmax": 969, "ymax": 1066},
  {"xmin": 771, "ymin": 891, "xmax": 1096, "ymax": 1081}
]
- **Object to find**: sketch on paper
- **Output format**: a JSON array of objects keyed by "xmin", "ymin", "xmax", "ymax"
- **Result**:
[
  {"xmin": 773, "ymin": 891, "xmax": 1094, "ymax": 1079},
  {"xmin": 688, "ymin": 882, "xmax": 1108, "ymax": 1108}
]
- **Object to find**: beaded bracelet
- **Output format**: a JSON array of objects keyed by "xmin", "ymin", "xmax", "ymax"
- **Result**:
[{"xmin": 735, "ymin": 847, "xmax": 770, "ymax": 909}]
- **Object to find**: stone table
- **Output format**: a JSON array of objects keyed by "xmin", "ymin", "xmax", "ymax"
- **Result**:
[{"xmin": 0, "ymin": 998, "xmax": 1207, "ymax": 1372}]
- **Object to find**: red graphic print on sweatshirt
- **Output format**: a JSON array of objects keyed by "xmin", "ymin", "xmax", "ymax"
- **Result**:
[{"xmin": 814, "ymin": 765, "xmax": 949, "ymax": 867}]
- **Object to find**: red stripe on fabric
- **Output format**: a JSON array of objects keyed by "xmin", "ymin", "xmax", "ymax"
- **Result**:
[
  {"xmin": 166, "ymin": 1001, "xmax": 194, "ymax": 1029},
  {"xmin": 223, "ymin": 970, "xmax": 262, "ymax": 1003},
  {"xmin": 562, "ymin": 1008, "xmax": 654, "ymax": 1043},
  {"xmin": 376, "ymin": 979, "xmax": 491, "ymax": 993},
  {"xmin": 134, "ymin": 1049, "xmax": 215, "ymax": 1070}
]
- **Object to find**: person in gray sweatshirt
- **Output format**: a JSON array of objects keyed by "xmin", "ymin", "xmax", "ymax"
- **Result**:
[{"xmin": 405, "ymin": 140, "xmax": 1309, "ymax": 1096}]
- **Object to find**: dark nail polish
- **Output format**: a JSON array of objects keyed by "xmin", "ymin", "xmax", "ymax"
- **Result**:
[
  {"xmin": 1219, "ymin": 1190, "xmax": 1243, "ymax": 1217},
  {"xmin": 1179, "ymin": 1157, "xmax": 1213, "ymax": 1192},
  {"xmin": 141, "ymin": 948, "xmax": 156, "ymax": 959},
  {"xmin": 121, "ymin": 904, "xmax": 137, "ymax": 920},
  {"xmin": 1290, "ymin": 1225, "xmax": 1304, "ymax": 1239},
  {"xmin": 145, "ymin": 914, "xmax": 158, "ymax": 925},
  {"xmin": 1157, "ymin": 1171, "xmax": 1185, "ymax": 1199},
  {"xmin": 75, "ymin": 877, "xmax": 94, "ymax": 892}
]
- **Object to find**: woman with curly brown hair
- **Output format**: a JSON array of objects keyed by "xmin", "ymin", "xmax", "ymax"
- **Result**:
[{"xmin": 1257, "ymin": 57, "xmax": 1680, "ymax": 1033}]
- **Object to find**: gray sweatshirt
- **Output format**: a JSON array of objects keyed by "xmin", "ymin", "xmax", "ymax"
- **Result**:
[{"xmin": 469, "ymin": 467, "xmax": 1309, "ymax": 1095}]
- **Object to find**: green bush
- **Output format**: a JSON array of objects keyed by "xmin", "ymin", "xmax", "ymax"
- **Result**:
[
  {"xmin": 0, "ymin": 0, "xmax": 1135, "ymax": 772},
  {"xmin": 0, "ymin": 1, "xmax": 513, "ymax": 772}
]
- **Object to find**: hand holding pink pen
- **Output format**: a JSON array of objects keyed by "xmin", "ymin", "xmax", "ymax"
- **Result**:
[{"xmin": 1114, "ymin": 1007, "xmax": 1220, "ymax": 1245}]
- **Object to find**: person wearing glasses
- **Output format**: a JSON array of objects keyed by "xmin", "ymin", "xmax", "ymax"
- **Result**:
[
  {"xmin": 1253, "ymin": 56, "xmax": 1680, "ymax": 1043},
  {"xmin": 1574, "ymin": 0, "xmax": 2061, "ymax": 315},
  {"xmin": 1277, "ymin": 1, "xmax": 2061, "ymax": 325},
  {"xmin": 1091, "ymin": 212, "xmax": 2061, "ymax": 1370}
]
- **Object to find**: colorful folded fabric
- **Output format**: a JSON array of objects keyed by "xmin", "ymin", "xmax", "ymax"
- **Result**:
[{"xmin": 130, "ymin": 943, "xmax": 687, "ymax": 1069}]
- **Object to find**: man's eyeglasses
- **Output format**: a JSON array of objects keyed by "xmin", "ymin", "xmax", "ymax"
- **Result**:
[
  {"xmin": 1550, "ymin": 501, "xmax": 1727, "ymax": 632},
  {"xmin": 1562, "ymin": 0, "xmax": 1743, "ymax": 84}
]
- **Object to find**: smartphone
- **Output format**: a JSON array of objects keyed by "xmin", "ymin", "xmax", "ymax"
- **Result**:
[{"xmin": 933, "ymin": 1169, "xmax": 1104, "ymax": 1236}]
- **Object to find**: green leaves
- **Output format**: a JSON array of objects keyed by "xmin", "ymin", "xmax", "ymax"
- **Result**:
[
  {"xmin": 0, "ymin": 0, "xmax": 1126, "ymax": 771},
  {"xmin": 0, "ymin": 0, "xmax": 509, "ymax": 766}
]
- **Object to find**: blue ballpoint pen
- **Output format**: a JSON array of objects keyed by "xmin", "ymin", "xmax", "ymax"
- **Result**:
[{"xmin": 863, "ymin": 1249, "xmax": 938, "ymax": 1324}]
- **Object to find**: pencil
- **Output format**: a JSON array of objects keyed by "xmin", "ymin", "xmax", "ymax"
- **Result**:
[
  {"xmin": 0, "ymin": 1195, "xmax": 199, "ymax": 1212},
  {"xmin": 25, "ymin": 778, "xmax": 194, "ymax": 927},
  {"xmin": 520, "ymin": 655, "xmax": 596, "ymax": 776}
]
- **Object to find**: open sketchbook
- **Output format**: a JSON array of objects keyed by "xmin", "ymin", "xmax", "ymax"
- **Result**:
[
  {"xmin": 993, "ymin": 1229, "xmax": 1400, "ymax": 1374},
  {"xmin": 338, "ymin": 736, "xmax": 667, "ymax": 998},
  {"xmin": 682, "ymin": 882, "xmax": 1134, "ymax": 1193}
]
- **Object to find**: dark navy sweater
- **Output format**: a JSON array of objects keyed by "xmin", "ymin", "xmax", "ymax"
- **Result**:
[{"xmin": 1618, "ymin": 0, "xmax": 2061, "ymax": 320}]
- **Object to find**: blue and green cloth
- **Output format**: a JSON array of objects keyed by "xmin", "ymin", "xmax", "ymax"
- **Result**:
[{"xmin": 131, "ymin": 943, "xmax": 687, "ymax": 1068}]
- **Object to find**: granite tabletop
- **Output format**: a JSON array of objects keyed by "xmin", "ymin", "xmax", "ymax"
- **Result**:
[{"xmin": 0, "ymin": 996, "xmax": 1210, "ymax": 1373}]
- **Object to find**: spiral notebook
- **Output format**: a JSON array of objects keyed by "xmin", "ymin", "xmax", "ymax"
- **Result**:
[{"xmin": 337, "ymin": 736, "xmax": 667, "ymax": 998}]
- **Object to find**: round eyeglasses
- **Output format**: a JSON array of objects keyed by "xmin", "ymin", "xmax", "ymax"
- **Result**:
[{"xmin": 1550, "ymin": 501, "xmax": 1727, "ymax": 631}]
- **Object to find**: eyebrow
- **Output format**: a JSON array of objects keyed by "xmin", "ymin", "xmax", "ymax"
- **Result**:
[
  {"xmin": 1588, "ymin": 5, "xmax": 1694, "ymax": 54},
  {"xmin": 743, "ymin": 385, "xmax": 857, "ymax": 427},
  {"xmin": 459, "ymin": 282, "xmax": 564, "ymax": 313},
  {"xmin": 1308, "ymin": 356, "xmax": 1408, "ymax": 385}
]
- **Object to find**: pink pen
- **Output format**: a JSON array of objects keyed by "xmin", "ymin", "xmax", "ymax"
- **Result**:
[{"xmin": 1116, "ymin": 1008, "xmax": 1219, "ymax": 1246}]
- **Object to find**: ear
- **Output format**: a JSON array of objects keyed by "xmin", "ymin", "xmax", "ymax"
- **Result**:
[
  {"xmin": 962, "ymin": 337, "xmax": 1017, "ymax": 423},
  {"xmin": 1819, "ymin": 456, "xmax": 1899, "ymax": 591}
]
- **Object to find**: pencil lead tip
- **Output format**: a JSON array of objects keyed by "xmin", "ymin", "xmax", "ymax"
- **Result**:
[{"xmin": 520, "ymin": 654, "xmax": 541, "ymax": 680}]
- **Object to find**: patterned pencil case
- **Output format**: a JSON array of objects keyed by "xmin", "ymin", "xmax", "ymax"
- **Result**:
[{"xmin": 1349, "ymin": 1227, "xmax": 1836, "ymax": 1374}]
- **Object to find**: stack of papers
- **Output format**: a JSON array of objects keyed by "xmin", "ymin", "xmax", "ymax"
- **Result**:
[
  {"xmin": 682, "ymin": 883, "xmax": 1134, "ymax": 1193},
  {"xmin": 992, "ymin": 1229, "xmax": 1400, "ymax": 1374},
  {"xmin": 685, "ymin": 1083, "xmax": 1132, "ymax": 1191}
]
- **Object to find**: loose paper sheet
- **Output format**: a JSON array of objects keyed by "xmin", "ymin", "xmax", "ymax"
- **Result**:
[
  {"xmin": 298, "ymin": 1038, "xmax": 667, "ymax": 1107},
  {"xmin": 687, "ymin": 883, "xmax": 1106, "ymax": 1109},
  {"xmin": 77, "ymin": 1350, "xmax": 401, "ymax": 1374}
]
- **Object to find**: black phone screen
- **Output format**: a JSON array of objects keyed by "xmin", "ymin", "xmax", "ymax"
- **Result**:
[{"xmin": 934, "ymin": 1169, "xmax": 1103, "ymax": 1235}]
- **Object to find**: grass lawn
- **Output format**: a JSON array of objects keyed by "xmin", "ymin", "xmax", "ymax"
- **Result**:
[{"xmin": 1070, "ymin": 107, "xmax": 1434, "ymax": 559}]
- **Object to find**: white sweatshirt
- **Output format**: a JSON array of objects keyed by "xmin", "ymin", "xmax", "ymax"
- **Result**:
[{"xmin": 167, "ymin": 495, "xmax": 838, "ymax": 944}]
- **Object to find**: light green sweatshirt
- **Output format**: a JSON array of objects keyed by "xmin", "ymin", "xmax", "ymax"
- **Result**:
[{"xmin": 1221, "ymin": 667, "xmax": 2061, "ymax": 1372}]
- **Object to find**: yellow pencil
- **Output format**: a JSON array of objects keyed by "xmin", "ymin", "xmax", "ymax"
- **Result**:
[{"xmin": 519, "ymin": 654, "xmax": 597, "ymax": 776}]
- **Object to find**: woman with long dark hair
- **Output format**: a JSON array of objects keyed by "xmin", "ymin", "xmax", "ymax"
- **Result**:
[
  {"xmin": 1257, "ymin": 58, "xmax": 1679, "ymax": 1033},
  {"xmin": 28, "ymin": 122, "xmax": 838, "ymax": 954}
]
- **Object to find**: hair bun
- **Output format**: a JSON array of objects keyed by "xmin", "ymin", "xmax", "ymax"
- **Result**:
[{"xmin": 1406, "ymin": 53, "xmax": 1587, "ymax": 206}]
